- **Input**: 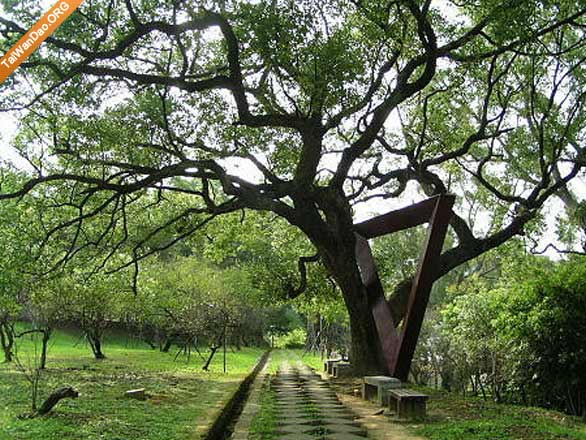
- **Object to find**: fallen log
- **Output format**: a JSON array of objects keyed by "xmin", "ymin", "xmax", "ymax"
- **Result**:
[{"xmin": 36, "ymin": 387, "xmax": 79, "ymax": 416}]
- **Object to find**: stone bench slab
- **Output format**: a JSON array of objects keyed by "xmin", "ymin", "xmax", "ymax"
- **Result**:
[
  {"xmin": 324, "ymin": 358, "xmax": 343, "ymax": 375},
  {"xmin": 332, "ymin": 362, "xmax": 352, "ymax": 378},
  {"xmin": 362, "ymin": 376, "xmax": 401, "ymax": 405}
]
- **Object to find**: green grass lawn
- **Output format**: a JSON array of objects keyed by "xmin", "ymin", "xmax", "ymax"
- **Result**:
[
  {"xmin": 0, "ymin": 326, "xmax": 264, "ymax": 440},
  {"xmin": 417, "ymin": 387, "xmax": 586, "ymax": 440}
]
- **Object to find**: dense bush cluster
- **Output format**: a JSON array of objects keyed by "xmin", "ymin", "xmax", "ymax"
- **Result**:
[{"xmin": 413, "ymin": 257, "xmax": 586, "ymax": 417}]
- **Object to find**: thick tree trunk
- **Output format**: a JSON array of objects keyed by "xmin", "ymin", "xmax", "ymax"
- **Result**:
[
  {"xmin": 320, "ymin": 237, "xmax": 387, "ymax": 375},
  {"xmin": 296, "ymin": 192, "xmax": 388, "ymax": 376},
  {"xmin": 161, "ymin": 340, "xmax": 172, "ymax": 352},
  {"xmin": 160, "ymin": 336, "xmax": 172, "ymax": 352},
  {"xmin": 93, "ymin": 338, "xmax": 105, "ymax": 359},
  {"xmin": 342, "ymin": 285, "xmax": 387, "ymax": 375},
  {"xmin": 86, "ymin": 330, "xmax": 106, "ymax": 359},
  {"xmin": 39, "ymin": 327, "xmax": 52, "ymax": 370},
  {"xmin": 142, "ymin": 326, "xmax": 158, "ymax": 349},
  {"xmin": 0, "ymin": 321, "xmax": 14, "ymax": 363}
]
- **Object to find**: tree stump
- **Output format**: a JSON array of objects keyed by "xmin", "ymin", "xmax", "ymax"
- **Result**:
[{"xmin": 125, "ymin": 388, "xmax": 147, "ymax": 400}]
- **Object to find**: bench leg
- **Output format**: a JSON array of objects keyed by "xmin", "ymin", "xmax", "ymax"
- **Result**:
[
  {"xmin": 414, "ymin": 400, "xmax": 427, "ymax": 419},
  {"xmin": 378, "ymin": 386, "xmax": 393, "ymax": 406},
  {"xmin": 397, "ymin": 399, "xmax": 426, "ymax": 420},
  {"xmin": 403, "ymin": 400, "xmax": 415, "ymax": 419},
  {"xmin": 376, "ymin": 387, "xmax": 385, "ymax": 406},
  {"xmin": 388, "ymin": 395, "xmax": 399, "ymax": 415},
  {"xmin": 362, "ymin": 383, "xmax": 377, "ymax": 402}
]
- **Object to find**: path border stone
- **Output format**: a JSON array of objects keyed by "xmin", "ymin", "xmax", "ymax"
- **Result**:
[
  {"xmin": 362, "ymin": 376, "xmax": 402, "ymax": 406},
  {"xmin": 203, "ymin": 350, "xmax": 271, "ymax": 440},
  {"xmin": 229, "ymin": 352, "xmax": 272, "ymax": 440}
]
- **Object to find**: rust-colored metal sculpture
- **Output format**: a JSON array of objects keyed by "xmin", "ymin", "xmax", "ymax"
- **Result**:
[{"xmin": 354, "ymin": 194, "xmax": 455, "ymax": 381}]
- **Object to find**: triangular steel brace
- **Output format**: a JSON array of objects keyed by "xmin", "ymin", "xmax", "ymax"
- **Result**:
[{"xmin": 354, "ymin": 194, "xmax": 455, "ymax": 380}]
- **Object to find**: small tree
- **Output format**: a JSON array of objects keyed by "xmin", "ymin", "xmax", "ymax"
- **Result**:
[
  {"xmin": 143, "ymin": 256, "xmax": 264, "ymax": 369},
  {"xmin": 0, "ymin": 179, "xmax": 37, "ymax": 363},
  {"xmin": 13, "ymin": 329, "xmax": 47, "ymax": 412},
  {"xmin": 50, "ymin": 270, "xmax": 131, "ymax": 360},
  {"xmin": 12, "ymin": 329, "xmax": 79, "ymax": 416},
  {"xmin": 23, "ymin": 278, "xmax": 68, "ymax": 369}
]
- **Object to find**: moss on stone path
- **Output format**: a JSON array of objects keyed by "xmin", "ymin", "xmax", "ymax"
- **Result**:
[{"xmin": 250, "ymin": 352, "xmax": 367, "ymax": 439}]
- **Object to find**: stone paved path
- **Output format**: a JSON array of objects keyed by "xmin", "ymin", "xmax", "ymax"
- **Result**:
[{"xmin": 272, "ymin": 361, "xmax": 368, "ymax": 439}]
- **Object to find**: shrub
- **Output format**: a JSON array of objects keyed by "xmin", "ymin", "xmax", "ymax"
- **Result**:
[
  {"xmin": 503, "ymin": 258, "xmax": 586, "ymax": 416},
  {"xmin": 273, "ymin": 328, "xmax": 307, "ymax": 349},
  {"xmin": 434, "ymin": 257, "xmax": 586, "ymax": 416}
]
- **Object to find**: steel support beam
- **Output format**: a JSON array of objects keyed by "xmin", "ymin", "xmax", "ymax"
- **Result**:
[{"xmin": 354, "ymin": 194, "xmax": 455, "ymax": 381}]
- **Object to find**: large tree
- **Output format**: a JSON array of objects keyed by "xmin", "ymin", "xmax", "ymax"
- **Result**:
[{"xmin": 1, "ymin": 0, "xmax": 585, "ymax": 374}]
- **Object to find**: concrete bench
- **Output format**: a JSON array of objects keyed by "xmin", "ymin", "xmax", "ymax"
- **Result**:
[
  {"xmin": 362, "ymin": 376, "xmax": 401, "ymax": 405},
  {"xmin": 324, "ymin": 358, "xmax": 342, "ymax": 375},
  {"xmin": 332, "ymin": 362, "xmax": 352, "ymax": 378},
  {"xmin": 388, "ymin": 388, "xmax": 429, "ymax": 420}
]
